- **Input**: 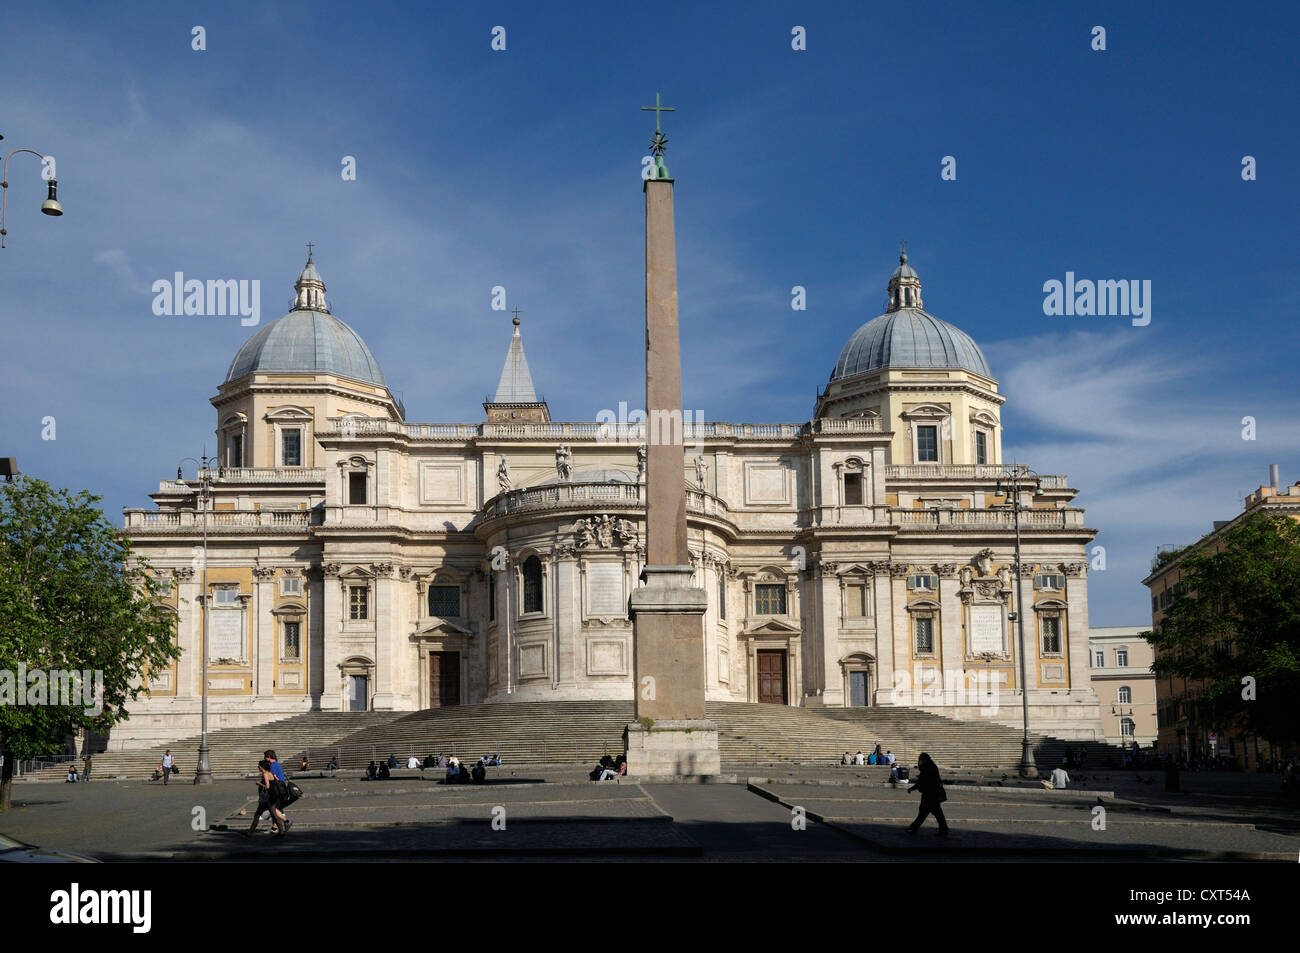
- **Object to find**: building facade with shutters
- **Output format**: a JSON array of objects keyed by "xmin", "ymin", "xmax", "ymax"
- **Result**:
[{"xmin": 118, "ymin": 252, "xmax": 1103, "ymax": 748}]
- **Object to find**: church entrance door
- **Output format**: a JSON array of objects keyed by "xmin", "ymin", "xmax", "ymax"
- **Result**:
[
  {"xmin": 757, "ymin": 650, "xmax": 787, "ymax": 705},
  {"xmin": 849, "ymin": 670, "xmax": 868, "ymax": 707},
  {"xmin": 430, "ymin": 652, "xmax": 460, "ymax": 708},
  {"xmin": 348, "ymin": 675, "xmax": 368, "ymax": 711}
]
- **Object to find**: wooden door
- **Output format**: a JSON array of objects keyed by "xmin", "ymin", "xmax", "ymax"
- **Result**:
[
  {"xmin": 430, "ymin": 652, "xmax": 461, "ymax": 708},
  {"xmin": 757, "ymin": 650, "xmax": 787, "ymax": 704}
]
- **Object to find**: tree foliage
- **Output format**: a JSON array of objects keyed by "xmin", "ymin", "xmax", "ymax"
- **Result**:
[
  {"xmin": 1145, "ymin": 511, "xmax": 1300, "ymax": 746},
  {"xmin": 0, "ymin": 476, "xmax": 180, "ymax": 805}
]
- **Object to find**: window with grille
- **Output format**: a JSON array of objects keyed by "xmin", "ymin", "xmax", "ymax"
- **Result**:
[
  {"xmin": 755, "ymin": 583, "xmax": 786, "ymax": 615},
  {"xmin": 522, "ymin": 556, "xmax": 543, "ymax": 613},
  {"xmin": 283, "ymin": 621, "xmax": 301, "ymax": 660},
  {"xmin": 915, "ymin": 616, "xmax": 935, "ymax": 654},
  {"xmin": 349, "ymin": 585, "xmax": 368, "ymax": 620},
  {"xmin": 916, "ymin": 425, "xmax": 938, "ymax": 462},
  {"xmin": 1118, "ymin": 686, "xmax": 1131, "ymax": 704},
  {"xmin": 282, "ymin": 429, "xmax": 302, "ymax": 467},
  {"xmin": 1041, "ymin": 615, "xmax": 1062, "ymax": 654},
  {"xmin": 428, "ymin": 585, "xmax": 460, "ymax": 617}
]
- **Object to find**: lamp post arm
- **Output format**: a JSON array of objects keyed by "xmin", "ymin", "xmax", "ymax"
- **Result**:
[{"xmin": 1, "ymin": 148, "xmax": 53, "ymax": 248}]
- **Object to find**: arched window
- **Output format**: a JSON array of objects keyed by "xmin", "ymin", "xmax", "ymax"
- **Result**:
[
  {"xmin": 1118, "ymin": 686, "xmax": 1131, "ymax": 704},
  {"xmin": 522, "ymin": 556, "xmax": 543, "ymax": 613}
]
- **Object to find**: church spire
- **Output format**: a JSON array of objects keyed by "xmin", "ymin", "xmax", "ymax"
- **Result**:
[
  {"xmin": 292, "ymin": 245, "xmax": 328, "ymax": 312},
  {"xmin": 886, "ymin": 243, "xmax": 923, "ymax": 312},
  {"xmin": 484, "ymin": 309, "xmax": 550, "ymax": 422}
]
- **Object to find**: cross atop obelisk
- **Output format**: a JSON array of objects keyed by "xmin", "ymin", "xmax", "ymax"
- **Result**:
[{"xmin": 641, "ymin": 92, "xmax": 675, "ymax": 179}]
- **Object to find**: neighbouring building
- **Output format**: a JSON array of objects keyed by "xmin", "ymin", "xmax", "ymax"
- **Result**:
[
  {"xmin": 117, "ymin": 249, "xmax": 1103, "ymax": 749},
  {"xmin": 1144, "ymin": 466, "xmax": 1300, "ymax": 770},
  {"xmin": 1087, "ymin": 626, "xmax": 1157, "ymax": 748}
]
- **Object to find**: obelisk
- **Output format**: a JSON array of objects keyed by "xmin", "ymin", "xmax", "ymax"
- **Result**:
[{"xmin": 625, "ymin": 95, "xmax": 720, "ymax": 777}]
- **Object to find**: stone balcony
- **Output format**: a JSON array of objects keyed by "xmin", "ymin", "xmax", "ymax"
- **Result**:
[
  {"xmin": 889, "ymin": 507, "xmax": 1086, "ymax": 530},
  {"xmin": 197, "ymin": 466, "xmax": 326, "ymax": 484},
  {"xmin": 480, "ymin": 481, "xmax": 730, "ymax": 522},
  {"xmin": 124, "ymin": 508, "xmax": 318, "ymax": 532},
  {"xmin": 318, "ymin": 417, "xmax": 883, "ymax": 442},
  {"xmin": 883, "ymin": 464, "xmax": 1070, "ymax": 488}
]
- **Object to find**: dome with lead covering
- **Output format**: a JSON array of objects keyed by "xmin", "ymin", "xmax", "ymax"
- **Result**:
[
  {"xmin": 831, "ymin": 253, "xmax": 993, "ymax": 381},
  {"xmin": 224, "ymin": 255, "xmax": 386, "ymax": 387}
]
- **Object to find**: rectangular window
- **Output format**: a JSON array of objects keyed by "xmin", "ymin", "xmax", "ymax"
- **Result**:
[
  {"xmin": 349, "ymin": 585, "xmax": 368, "ymax": 621},
  {"xmin": 214, "ymin": 588, "xmax": 239, "ymax": 606},
  {"xmin": 915, "ymin": 616, "xmax": 934, "ymax": 654},
  {"xmin": 230, "ymin": 434, "xmax": 243, "ymax": 468},
  {"xmin": 1034, "ymin": 573, "xmax": 1063, "ymax": 590},
  {"xmin": 717, "ymin": 572, "xmax": 726, "ymax": 620},
  {"xmin": 282, "ymin": 429, "xmax": 302, "ymax": 467},
  {"xmin": 283, "ymin": 621, "xmax": 301, "ymax": 660},
  {"xmin": 843, "ymin": 472, "xmax": 863, "ymax": 505},
  {"xmin": 909, "ymin": 574, "xmax": 937, "ymax": 592},
  {"xmin": 1094, "ymin": 650, "xmax": 1105, "ymax": 667},
  {"xmin": 916, "ymin": 425, "xmax": 938, "ymax": 462},
  {"xmin": 1118, "ymin": 686, "xmax": 1131, "ymax": 704},
  {"xmin": 428, "ymin": 585, "xmax": 460, "ymax": 618},
  {"xmin": 755, "ymin": 583, "xmax": 786, "ymax": 615},
  {"xmin": 280, "ymin": 576, "xmax": 302, "ymax": 596},
  {"xmin": 1041, "ymin": 615, "xmax": 1062, "ymax": 654},
  {"xmin": 1115, "ymin": 649, "xmax": 1128, "ymax": 667},
  {"xmin": 348, "ymin": 471, "xmax": 367, "ymax": 505},
  {"xmin": 975, "ymin": 430, "xmax": 988, "ymax": 465},
  {"xmin": 847, "ymin": 582, "xmax": 868, "ymax": 618},
  {"xmin": 489, "ymin": 572, "xmax": 496, "ymax": 622}
]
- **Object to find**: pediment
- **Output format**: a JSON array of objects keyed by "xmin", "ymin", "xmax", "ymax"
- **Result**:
[
  {"xmin": 744, "ymin": 618, "xmax": 801, "ymax": 635},
  {"xmin": 413, "ymin": 617, "xmax": 474, "ymax": 638}
]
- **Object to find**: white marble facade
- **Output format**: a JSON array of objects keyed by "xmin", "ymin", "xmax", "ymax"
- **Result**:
[{"xmin": 119, "ymin": 256, "xmax": 1103, "ymax": 747}]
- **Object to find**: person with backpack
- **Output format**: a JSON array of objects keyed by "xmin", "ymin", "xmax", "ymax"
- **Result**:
[{"xmin": 244, "ymin": 759, "xmax": 289, "ymax": 836}]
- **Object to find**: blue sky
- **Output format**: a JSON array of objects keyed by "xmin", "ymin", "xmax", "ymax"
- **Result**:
[{"xmin": 1, "ymin": 0, "xmax": 1297, "ymax": 625}]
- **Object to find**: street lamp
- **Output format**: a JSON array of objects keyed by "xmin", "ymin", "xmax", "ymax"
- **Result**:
[
  {"xmin": 1, "ymin": 137, "xmax": 63, "ymax": 248},
  {"xmin": 177, "ymin": 453, "xmax": 222, "ymax": 784},
  {"xmin": 995, "ymin": 464, "xmax": 1041, "ymax": 778}
]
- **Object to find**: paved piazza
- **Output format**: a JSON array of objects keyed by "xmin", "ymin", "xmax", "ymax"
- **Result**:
[{"xmin": 3, "ymin": 766, "xmax": 1295, "ymax": 863}]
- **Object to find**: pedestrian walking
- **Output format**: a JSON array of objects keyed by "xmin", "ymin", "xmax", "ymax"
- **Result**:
[
  {"xmin": 160, "ymin": 750, "xmax": 174, "ymax": 785},
  {"xmin": 244, "ymin": 758, "xmax": 289, "ymax": 836},
  {"xmin": 905, "ymin": 752, "xmax": 950, "ymax": 836}
]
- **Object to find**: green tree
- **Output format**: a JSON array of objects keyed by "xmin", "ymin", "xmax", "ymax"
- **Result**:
[
  {"xmin": 0, "ymin": 476, "xmax": 180, "ymax": 808},
  {"xmin": 1145, "ymin": 511, "xmax": 1300, "ymax": 750}
]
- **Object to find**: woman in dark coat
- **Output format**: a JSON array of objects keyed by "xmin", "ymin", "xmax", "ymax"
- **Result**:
[{"xmin": 905, "ymin": 752, "xmax": 950, "ymax": 835}]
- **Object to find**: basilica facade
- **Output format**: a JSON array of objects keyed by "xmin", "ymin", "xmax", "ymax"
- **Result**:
[{"xmin": 119, "ymin": 252, "xmax": 1103, "ymax": 748}]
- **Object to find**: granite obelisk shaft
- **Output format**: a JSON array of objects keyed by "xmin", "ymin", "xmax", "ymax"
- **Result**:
[{"xmin": 628, "ymin": 175, "xmax": 710, "ymax": 738}]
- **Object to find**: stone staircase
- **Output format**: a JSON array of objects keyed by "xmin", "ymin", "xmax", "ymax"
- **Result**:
[
  {"xmin": 53, "ymin": 711, "xmax": 400, "ymax": 780},
  {"xmin": 303, "ymin": 701, "xmax": 1124, "ymax": 772},
  {"xmin": 44, "ymin": 702, "xmax": 1128, "ymax": 780}
]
